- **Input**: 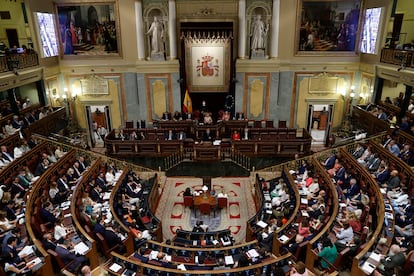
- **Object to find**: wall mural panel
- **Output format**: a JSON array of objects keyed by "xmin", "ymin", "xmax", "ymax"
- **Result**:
[
  {"xmin": 55, "ymin": 0, "xmax": 121, "ymax": 58},
  {"xmin": 296, "ymin": 0, "xmax": 361, "ymax": 55}
]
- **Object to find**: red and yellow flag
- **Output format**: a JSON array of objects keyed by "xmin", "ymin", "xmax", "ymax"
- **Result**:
[{"xmin": 182, "ymin": 89, "xmax": 192, "ymax": 113}]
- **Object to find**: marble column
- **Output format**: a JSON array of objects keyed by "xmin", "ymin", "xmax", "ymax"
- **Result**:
[
  {"xmin": 169, "ymin": 0, "xmax": 177, "ymax": 59},
  {"xmin": 135, "ymin": 0, "xmax": 145, "ymax": 60},
  {"xmin": 270, "ymin": 0, "xmax": 280, "ymax": 58},
  {"xmin": 238, "ymin": 0, "xmax": 247, "ymax": 59}
]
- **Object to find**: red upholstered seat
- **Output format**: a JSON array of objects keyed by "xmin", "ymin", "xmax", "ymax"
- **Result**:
[
  {"xmin": 183, "ymin": 196, "xmax": 193, "ymax": 208},
  {"xmin": 217, "ymin": 197, "xmax": 228, "ymax": 209}
]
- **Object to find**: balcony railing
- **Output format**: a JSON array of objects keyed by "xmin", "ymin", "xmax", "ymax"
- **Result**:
[
  {"xmin": 0, "ymin": 51, "xmax": 39, "ymax": 73},
  {"xmin": 380, "ymin": 48, "xmax": 414, "ymax": 68}
]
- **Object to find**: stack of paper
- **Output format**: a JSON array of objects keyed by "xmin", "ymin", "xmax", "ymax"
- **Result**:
[
  {"xmin": 74, "ymin": 241, "xmax": 89, "ymax": 255},
  {"xmin": 278, "ymin": 235, "xmax": 289, "ymax": 243},
  {"xmin": 177, "ymin": 264, "xmax": 187, "ymax": 271},
  {"xmin": 361, "ymin": 261, "xmax": 376, "ymax": 274},
  {"xmin": 247, "ymin": 249, "xmax": 259, "ymax": 258},
  {"xmin": 109, "ymin": 263, "xmax": 123, "ymax": 273},
  {"xmin": 256, "ymin": 220, "xmax": 268, "ymax": 228},
  {"xmin": 225, "ymin": 255, "xmax": 234, "ymax": 265},
  {"xmin": 18, "ymin": 246, "xmax": 34, "ymax": 257}
]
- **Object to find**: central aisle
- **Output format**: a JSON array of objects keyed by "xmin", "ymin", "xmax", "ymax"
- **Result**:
[{"xmin": 155, "ymin": 177, "xmax": 257, "ymax": 243}]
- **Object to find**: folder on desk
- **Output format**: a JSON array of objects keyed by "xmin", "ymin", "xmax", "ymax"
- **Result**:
[
  {"xmin": 278, "ymin": 235, "xmax": 289, "ymax": 243},
  {"xmin": 74, "ymin": 241, "xmax": 89, "ymax": 255},
  {"xmin": 27, "ymin": 257, "xmax": 42, "ymax": 269},
  {"xmin": 368, "ymin": 252, "xmax": 381, "ymax": 263},
  {"xmin": 225, "ymin": 255, "xmax": 234, "ymax": 265},
  {"xmin": 361, "ymin": 261, "xmax": 376, "ymax": 275},
  {"xmin": 109, "ymin": 263, "xmax": 123, "ymax": 273},
  {"xmin": 18, "ymin": 245, "xmax": 34, "ymax": 257},
  {"xmin": 177, "ymin": 264, "xmax": 187, "ymax": 271},
  {"xmin": 256, "ymin": 220, "xmax": 268, "ymax": 228},
  {"xmin": 247, "ymin": 249, "xmax": 259, "ymax": 258}
]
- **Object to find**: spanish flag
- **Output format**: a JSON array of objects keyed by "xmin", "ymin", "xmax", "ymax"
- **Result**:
[{"xmin": 182, "ymin": 89, "xmax": 192, "ymax": 113}]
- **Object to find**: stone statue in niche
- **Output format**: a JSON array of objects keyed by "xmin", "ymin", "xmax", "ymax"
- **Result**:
[
  {"xmin": 147, "ymin": 16, "xmax": 165, "ymax": 60},
  {"xmin": 250, "ymin": 14, "xmax": 269, "ymax": 59}
]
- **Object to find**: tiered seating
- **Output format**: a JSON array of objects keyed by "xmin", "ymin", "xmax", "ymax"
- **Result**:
[
  {"xmin": 104, "ymin": 241, "xmax": 292, "ymax": 275},
  {"xmin": 112, "ymin": 172, "xmax": 162, "ymax": 242},
  {"xmin": 246, "ymin": 168, "xmax": 299, "ymax": 248},
  {"xmin": 26, "ymin": 150, "xmax": 101, "ymax": 275},
  {"xmin": 173, "ymin": 229, "xmax": 233, "ymax": 247}
]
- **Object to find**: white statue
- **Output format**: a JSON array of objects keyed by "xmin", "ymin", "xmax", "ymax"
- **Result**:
[
  {"xmin": 147, "ymin": 16, "xmax": 164, "ymax": 54},
  {"xmin": 250, "ymin": 14, "xmax": 268, "ymax": 50}
]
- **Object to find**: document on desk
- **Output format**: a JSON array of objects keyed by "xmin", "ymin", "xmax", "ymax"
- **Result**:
[
  {"xmin": 109, "ymin": 263, "xmax": 123, "ymax": 273},
  {"xmin": 256, "ymin": 220, "xmax": 268, "ymax": 228},
  {"xmin": 103, "ymin": 192, "xmax": 111, "ymax": 200},
  {"xmin": 247, "ymin": 249, "xmax": 259, "ymax": 258},
  {"xmin": 74, "ymin": 241, "xmax": 89, "ymax": 255},
  {"xmin": 27, "ymin": 257, "xmax": 42, "ymax": 268},
  {"xmin": 278, "ymin": 235, "xmax": 290, "ymax": 243},
  {"xmin": 361, "ymin": 261, "xmax": 376, "ymax": 275},
  {"xmin": 18, "ymin": 245, "xmax": 34, "ymax": 257},
  {"xmin": 177, "ymin": 264, "xmax": 187, "ymax": 271},
  {"xmin": 300, "ymin": 198, "xmax": 308, "ymax": 204},
  {"xmin": 368, "ymin": 252, "xmax": 381, "ymax": 263},
  {"xmin": 225, "ymin": 255, "xmax": 234, "ymax": 265}
]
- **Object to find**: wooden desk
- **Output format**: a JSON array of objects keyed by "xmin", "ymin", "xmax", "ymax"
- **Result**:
[{"xmin": 193, "ymin": 192, "xmax": 217, "ymax": 208}]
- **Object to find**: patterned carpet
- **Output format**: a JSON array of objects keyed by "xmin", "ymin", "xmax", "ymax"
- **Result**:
[{"xmin": 155, "ymin": 177, "xmax": 256, "ymax": 243}]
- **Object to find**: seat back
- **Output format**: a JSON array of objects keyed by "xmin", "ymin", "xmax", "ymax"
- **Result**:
[
  {"xmin": 217, "ymin": 197, "xmax": 228, "ymax": 209},
  {"xmin": 47, "ymin": 248, "xmax": 73, "ymax": 270},
  {"xmin": 403, "ymin": 250, "xmax": 414, "ymax": 273},
  {"xmin": 125, "ymin": 121, "xmax": 134, "ymax": 128},
  {"xmin": 96, "ymin": 232, "xmax": 111, "ymax": 258},
  {"xmin": 328, "ymin": 247, "xmax": 350, "ymax": 273},
  {"xmin": 184, "ymin": 196, "xmax": 193, "ymax": 207}
]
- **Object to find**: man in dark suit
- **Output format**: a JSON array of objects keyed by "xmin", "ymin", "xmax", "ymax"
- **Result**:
[
  {"xmin": 377, "ymin": 108, "xmax": 387, "ymax": 120},
  {"xmin": 372, "ymin": 165, "xmax": 390, "ymax": 185},
  {"xmin": 333, "ymin": 164, "xmax": 346, "ymax": 182},
  {"xmin": 77, "ymin": 156, "xmax": 88, "ymax": 173},
  {"xmin": 89, "ymin": 185, "xmax": 103, "ymax": 203},
  {"xmin": 39, "ymin": 202, "xmax": 56, "ymax": 225},
  {"xmin": 95, "ymin": 172, "xmax": 108, "ymax": 192},
  {"xmin": 104, "ymin": 226, "xmax": 126, "ymax": 254},
  {"xmin": 34, "ymin": 159, "xmax": 49, "ymax": 176},
  {"xmin": 202, "ymin": 128, "xmax": 215, "ymax": 141},
  {"xmin": 1, "ymin": 146, "xmax": 14, "ymax": 162},
  {"xmin": 367, "ymin": 154, "xmax": 381, "ymax": 172},
  {"xmin": 55, "ymin": 240, "xmax": 88, "ymax": 272},
  {"xmin": 323, "ymin": 153, "xmax": 336, "ymax": 170},
  {"xmin": 164, "ymin": 129, "xmax": 176, "ymax": 141},
  {"xmin": 11, "ymin": 115, "xmax": 24, "ymax": 129},
  {"xmin": 344, "ymin": 178, "xmax": 360, "ymax": 199},
  {"xmin": 378, "ymin": 244, "xmax": 406, "ymax": 276},
  {"xmin": 177, "ymin": 131, "xmax": 187, "ymax": 141},
  {"xmin": 352, "ymin": 144, "xmax": 365, "ymax": 158},
  {"xmin": 42, "ymin": 233, "xmax": 57, "ymax": 251},
  {"xmin": 57, "ymin": 175, "xmax": 70, "ymax": 194},
  {"xmin": 10, "ymin": 177, "xmax": 26, "ymax": 199}
]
